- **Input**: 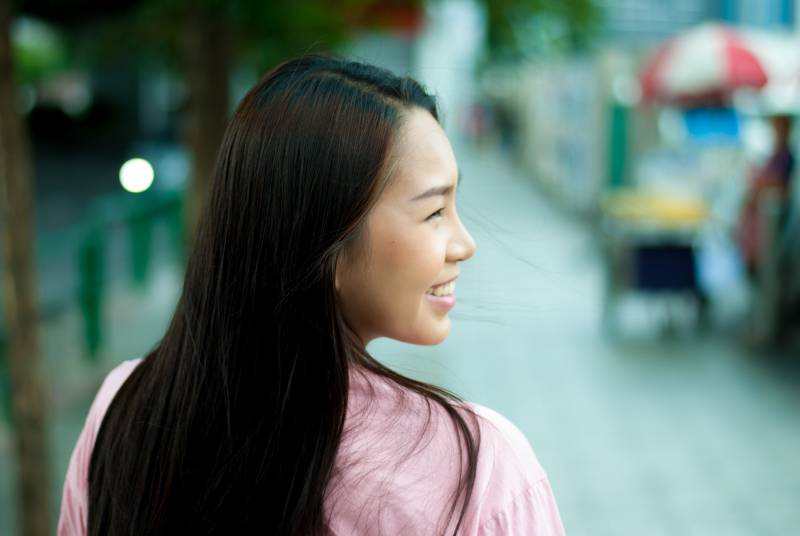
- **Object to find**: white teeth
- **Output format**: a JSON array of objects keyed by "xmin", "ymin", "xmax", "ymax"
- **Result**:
[{"xmin": 427, "ymin": 280, "xmax": 455, "ymax": 297}]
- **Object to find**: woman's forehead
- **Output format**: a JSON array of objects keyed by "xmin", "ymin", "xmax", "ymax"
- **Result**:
[{"xmin": 388, "ymin": 110, "xmax": 458, "ymax": 194}]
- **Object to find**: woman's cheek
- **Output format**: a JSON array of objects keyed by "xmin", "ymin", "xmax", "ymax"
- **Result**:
[{"xmin": 375, "ymin": 230, "xmax": 424, "ymax": 275}]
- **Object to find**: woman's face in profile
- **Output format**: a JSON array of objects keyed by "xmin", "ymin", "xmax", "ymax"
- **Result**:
[{"xmin": 336, "ymin": 108, "xmax": 476, "ymax": 346}]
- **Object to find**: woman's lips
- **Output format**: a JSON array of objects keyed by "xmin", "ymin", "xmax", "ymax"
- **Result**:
[
  {"xmin": 425, "ymin": 293, "xmax": 456, "ymax": 311},
  {"xmin": 430, "ymin": 275, "xmax": 458, "ymax": 287}
]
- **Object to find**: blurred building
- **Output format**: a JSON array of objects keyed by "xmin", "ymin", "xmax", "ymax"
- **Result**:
[{"xmin": 598, "ymin": 0, "xmax": 797, "ymax": 46}]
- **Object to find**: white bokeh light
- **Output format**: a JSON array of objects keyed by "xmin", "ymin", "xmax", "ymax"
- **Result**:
[{"xmin": 119, "ymin": 158, "xmax": 154, "ymax": 193}]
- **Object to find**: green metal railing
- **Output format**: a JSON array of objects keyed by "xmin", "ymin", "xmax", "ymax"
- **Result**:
[
  {"xmin": 0, "ymin": 189, "xmax": 185, "ymax": 421},
  {"xmin": 77, "ymin": 189, "xmax": 185, "ymax": 359}
]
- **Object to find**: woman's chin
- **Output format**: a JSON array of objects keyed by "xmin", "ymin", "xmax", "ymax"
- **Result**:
[
  {"xmin": 409, "ymin": 316, "xmax": 451, "ymax": 346},
  {"xmin": 373, "ymin": 309, "xmax": 453, "ymax": 346}
]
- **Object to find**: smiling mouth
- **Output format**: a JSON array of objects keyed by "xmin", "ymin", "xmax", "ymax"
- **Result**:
[{"xmin": 426, "ymin": 279, "xmax": 456, "ymax": 297}]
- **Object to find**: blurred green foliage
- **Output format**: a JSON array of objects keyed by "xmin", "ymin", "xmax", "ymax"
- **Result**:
[
  {"xmin": 14, "ymin": 0, "xmax": 380, "ymax": 79},
  {"xmin": 12, "ymin": 17, "xmax": 67, "ymax": 83},
  {"xmin": 56, "ymin": 0, "xmax": 415, "ymax": 75},
  {"xmin": 484, "ymin": 0, "xmax": 601, "ymax": 59},
  {"xmin": 15, "ymin": 0, "xmax": 600, "ymax": 78}
]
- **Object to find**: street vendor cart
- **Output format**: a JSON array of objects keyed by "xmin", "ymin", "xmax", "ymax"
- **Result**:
[{"xmin": 601, "ymin": 189, "xmax": 711, "ymax": 333}]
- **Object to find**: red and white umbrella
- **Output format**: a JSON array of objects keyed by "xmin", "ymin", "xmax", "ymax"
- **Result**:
[
  {"xmin": 735, "ymin": 28, "xmax": 800, "ymax": 114},
  {"xmin": 640, "ymin": 23, "xmax": 768, "ymax": 105}
]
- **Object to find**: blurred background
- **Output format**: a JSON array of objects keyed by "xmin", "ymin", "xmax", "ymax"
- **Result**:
[{"xmin": 1, "ymin": 0, "xmax": 799, "ymax": 534}]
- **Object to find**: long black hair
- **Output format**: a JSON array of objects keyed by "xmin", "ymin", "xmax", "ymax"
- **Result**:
[{"xmin": 88, "ymin": 55, "xmax": 479, "ymax": 535}]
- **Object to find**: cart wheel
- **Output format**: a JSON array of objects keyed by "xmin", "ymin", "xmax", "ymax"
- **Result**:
[{"xmin": 695, "ymin": 291, "xmax": 711, "ymax": 333}]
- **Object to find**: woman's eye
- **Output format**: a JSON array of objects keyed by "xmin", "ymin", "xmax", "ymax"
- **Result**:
[{"xmin": 426, "ymin": 207, "xmax": 445, "ymax": 221}]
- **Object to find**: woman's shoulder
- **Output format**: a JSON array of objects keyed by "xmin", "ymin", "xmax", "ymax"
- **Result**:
[
  {"xmin": 92, "ymin": 359, "xmax": 143, "ymax": 413},
  {"xmin": 469, "ymin": 402, "xmax": 547, "ymax": 480},
  {"xmin": 465, "ymin": 402, "xmax": 564, "ymax": 534},
  {"xmin": 77, "ymin": 358, "xmax": 143, "ymax": 449},
  {"xmin": 466, "ymin": 404, "xmax": 546, "ymax": 497},
  {"xmin": 58, "ymin": 358, "xmax": 143, "ymax": 535},
  {"xmin": 70, "ymin": 356, "xmax": 143, "ymax": 456},
  {"xmin": 346, "ymin": 369, "xmax": 549, "ymax": 490},
  {"xmin": 335, "ymin": 373, "xmax": 563, "ymax": 533}
]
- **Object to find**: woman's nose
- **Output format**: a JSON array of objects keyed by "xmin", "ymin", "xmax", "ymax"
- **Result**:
[{"xmin": 448, "ymin": 214, "xmax": 476, "ymax": 263}]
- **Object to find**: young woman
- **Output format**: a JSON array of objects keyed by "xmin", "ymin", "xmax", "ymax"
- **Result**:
[{"xmin": 59, "ymin": 55, "xmax": 564, "ymax": 535}]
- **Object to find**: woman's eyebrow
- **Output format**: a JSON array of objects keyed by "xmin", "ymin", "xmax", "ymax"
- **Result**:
[{"xmin": 409, "ymin": 171, "xmax": 462, "ymax": 202}]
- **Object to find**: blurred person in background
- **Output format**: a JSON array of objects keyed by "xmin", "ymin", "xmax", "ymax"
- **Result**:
[
  {"xmin": 737, "ymin": 114, "xmax": 795, "ymax": 277},
  {"xmin": 58, "ymin": 56, "xmax": 564, "ymax": 535}
]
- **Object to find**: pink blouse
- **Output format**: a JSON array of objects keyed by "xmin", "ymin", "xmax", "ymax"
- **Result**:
[{"xmin": 59, "ymin": 359, "xmax": 565, "ymax": 535}]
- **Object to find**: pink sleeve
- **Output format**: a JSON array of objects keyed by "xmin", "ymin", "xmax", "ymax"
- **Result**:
[
  {"xmin": 479, "ymin": 478, "xmax": 565, "ymax": 535},
  {"xmin": 57, "ymin": 360, "xmax": 141, "ymax": 536},
  {"xmin": 468, "ymin": 404, "xmax": 566, "ymax": 536}
]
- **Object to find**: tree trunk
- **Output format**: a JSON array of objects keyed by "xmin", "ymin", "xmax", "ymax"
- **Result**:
[
  {"xmin": 182, "ymin": 5, "xmax": 230, "ymax": 247},
  {"xmin": 0, "ymin": 3, "xmax": 52, "ymax": 536}
]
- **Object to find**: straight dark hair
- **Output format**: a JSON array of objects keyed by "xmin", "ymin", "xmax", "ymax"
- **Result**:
[{"xmin": 88, "ymin": 55, "xmax": 479, "ymax": 535}]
